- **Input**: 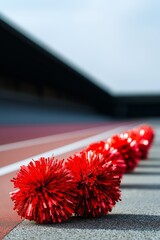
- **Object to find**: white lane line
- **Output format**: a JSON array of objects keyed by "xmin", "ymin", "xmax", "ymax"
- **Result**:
[
  {"xmin": 0, "ymin": 123, "xmax": 139, "ymax": 176},
  {"xmin": 0, "ymin": 125, "xmax": 111, "ymax": 152}
]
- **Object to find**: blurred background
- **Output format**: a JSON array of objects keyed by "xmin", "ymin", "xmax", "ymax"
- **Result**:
[{"xmin": 1, "ymin": 0, "xmax": 160, "ymax": 124}]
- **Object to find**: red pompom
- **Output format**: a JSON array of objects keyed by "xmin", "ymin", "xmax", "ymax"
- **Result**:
[
  {"xmin": 66, "ymin": 151, "xmax": 121, "ymax": 218},
  {"xmin": 86, "ymin": 141, "xmax": 126, "ymax": 177},
  {"xmin": 107, "ymin": 133, "xmax": 141, "ymax": 172},
  {"xmin": 128, "ymin": 125, "xmax": 154, "ymax": 160},
  {"xmin": 107, "ymin": 148, "xmax": 126, "ymax": 177},
  {"xmin": 85, "ymin": 141, "xmax": 107, "ymax": 154},
  {"xmin": 10, "ymin": 157, "xmax": 77, "ymax": 223},
  {"xmin": 127, "ymin": 129, "xmax": 149, "ymax": 159},
  {"xmin": 138, "ymin": 125, "xmax": 155, "ymax": 146}
]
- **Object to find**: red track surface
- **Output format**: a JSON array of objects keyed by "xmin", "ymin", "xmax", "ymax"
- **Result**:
[
  {"xmin": 0, "ymin": 122, "xmax": 129, "ymax": 239},
  {"xmin": 0, "ymin": 123, "xmax": 112, "ymax": 145}
]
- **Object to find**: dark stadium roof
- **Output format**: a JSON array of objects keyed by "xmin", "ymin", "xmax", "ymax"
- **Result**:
[
  {"xmin": 1, "ymin": 17, "xmax": 160, "ymax": 118},
  {"xmin": 0, "ymin": 17, "xmax": 113, "ymax": 115}
]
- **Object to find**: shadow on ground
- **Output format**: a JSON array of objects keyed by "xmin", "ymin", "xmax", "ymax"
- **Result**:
[
  {"xmin": 125, "ymin": 172, "xmax": 160, "ymax": 176},
  {"xmin": 35, "ymin": 214, "xmax": 160, "ymax": 231},
  {"xmin": 121, "ymin": 184, "xmax": 160, "ymax": 190},
  {"xmin": 138, "ymin": 164, "xmax": 160, "ymax": 168}
]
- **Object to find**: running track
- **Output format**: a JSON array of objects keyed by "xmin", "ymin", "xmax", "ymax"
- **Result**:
[{"xmin": 0, "ymin": 121, "xmax": 138, "ymax": 239}]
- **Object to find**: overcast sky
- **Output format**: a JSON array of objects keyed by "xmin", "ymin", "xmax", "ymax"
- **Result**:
[{"xmin": 1, "ymin": 0, "xmax": 160, "ymax": 95}]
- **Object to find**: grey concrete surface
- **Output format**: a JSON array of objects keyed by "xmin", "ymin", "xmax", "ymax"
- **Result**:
[{"xmin": 4, "ymin": 124, "xmax": 160, "ymax": 240}]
